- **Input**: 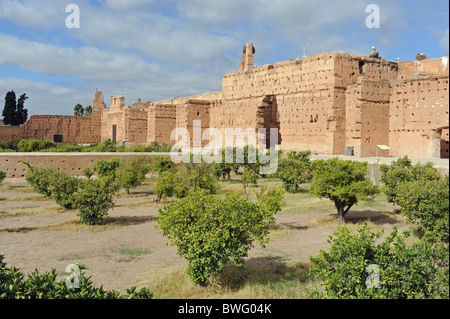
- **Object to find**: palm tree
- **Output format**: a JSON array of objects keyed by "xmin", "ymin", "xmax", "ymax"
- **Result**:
[
  {"xmin": 84, "ymin": 105, "xmax": 92, "ymax": 116},
  {"xmin": 74, "ymin": 104, "xmax": 84, "ymax": 116}
]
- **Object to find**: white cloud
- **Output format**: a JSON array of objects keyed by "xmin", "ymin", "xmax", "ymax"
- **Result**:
[
  {"xmin": 440, "ymin": 28, "xmax": 449, "ymax": 56},
  {"xmin": 0, "ymin": 0, "xmax": 65, "ymax": 29},
  {"xmin": 2, "ymin": 0, "xmax": 444, "ymax": 118},
  {"xmin": 102, "ymin": 0, "xmax": 150, "ymax": 11}
]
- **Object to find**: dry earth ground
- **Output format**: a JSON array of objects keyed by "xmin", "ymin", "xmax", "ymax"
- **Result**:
[{"xmin": 0, "ymin": 177, "xmax": 409, "ymax": 294}]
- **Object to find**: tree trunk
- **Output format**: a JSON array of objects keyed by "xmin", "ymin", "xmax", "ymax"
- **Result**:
[
  {"xmin": 337, "ymin": 208, "xmax": 345, "ymax": 225},
  {"xmin": 336, "ymin": 202, "xmax": 354, "ymax": 225}
]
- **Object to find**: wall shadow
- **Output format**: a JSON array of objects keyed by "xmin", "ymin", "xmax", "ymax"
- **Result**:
[{"xmin": 331, "ymin": 209, "xmax": 402, "ymax": 225}]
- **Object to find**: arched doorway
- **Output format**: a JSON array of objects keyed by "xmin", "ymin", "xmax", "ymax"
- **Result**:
[
  {"xmin": 256, "ymin": 95, "xmax": 281, "ymax": 148},
  {"xmin": 438, "ymin": 126, "xmax": 449, "ymax": 159}
]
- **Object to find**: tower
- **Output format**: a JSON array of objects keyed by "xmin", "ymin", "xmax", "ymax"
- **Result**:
[{"xmin": 239, "ymin": 43, "xmax": 255, "ymax": 71}]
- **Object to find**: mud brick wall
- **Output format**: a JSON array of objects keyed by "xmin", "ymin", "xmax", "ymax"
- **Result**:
[
  {"xmin": 147, "ymin": 104, "xmax": 177, "ymax": 145},
  {"xmin": 17, "ymin": 115, "xmax": 99, "ymax": 144},
  {"xmin": 345, "ymin": 78, "xmax": 391, "ymax": 157},
  {"xmin": 389, "ymin": 74, "xmax": 449, "ymax": 158},
  {"xmin": 0, "ymin": 153, "xmax": 169, "ymax": 178}
]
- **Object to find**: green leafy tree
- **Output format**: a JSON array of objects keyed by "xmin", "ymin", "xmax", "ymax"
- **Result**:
[
  {"xmin": 118, "ymin": 156, "xmax": 152, "ymax": 194},
  {"xmin": 276, "ymin": 151, "xmax": 313, "ymax": 192},
  {"xmin": 48, "ymin": 171, "xmax": 80, "ymax": 210},
  {"xmin": 154, "ymin": 170, "xmax": 177, "ymax": 201},
  {"xmin": 154, "ymin": 161, "xmax": 218, "ymax": 202},
  {"xmin": 182, "ymin": 160, "xmax": 218, "ymax": 195},
  {"xmin": 310, "ymin": 158, "xmax": 379, "ymax": 224},
  {"xmin": 152, "ymin": 156, "xmax": 176, "ymax": 174},
  {"xmin": 241, "ymin": 167, "xmax": 260, "ymax": 198},
  {"xmin": 380, "ymin": 156, "xmax": 442, "ymax": 205},
  {"xmin": 92, "ymin": 158, "xmax": 122, "ymax": 179},
  {"xmin": 396, "ymin": 175, "xmax": 449, "ymax": 240},
  {"xmin": 73, "ymin": 176, "xmax": 118, "ymax": 225},
  {"xmin": 156, "ymin": 189, "xmax": 282, "ymax": 285},
  {"xmin": 309, "ymin": 224, "xmax": 449, "ymax": 299},
  {"xmin": 23, "ymin": 163, "xmax": 60, "ymax": 198}
]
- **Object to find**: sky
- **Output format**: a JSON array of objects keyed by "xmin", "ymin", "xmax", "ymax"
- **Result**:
[{"xmin": 0, "ymin": 0, "xmax": 448, "ymax": 116}]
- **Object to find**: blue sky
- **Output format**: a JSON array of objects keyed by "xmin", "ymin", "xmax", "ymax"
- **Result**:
[{"xmin": 0, "ymin": 0, "xmax": 448, "ymax": 116}]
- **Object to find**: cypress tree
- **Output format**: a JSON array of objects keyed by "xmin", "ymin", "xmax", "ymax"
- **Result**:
[{"xmin": 2, "ymin": 91, "xmax": 17, "ymax": 125}]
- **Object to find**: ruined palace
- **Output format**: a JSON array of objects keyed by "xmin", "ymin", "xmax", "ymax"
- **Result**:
[{"xmin": 1, "ymin": 43, "xmax": 449, "ymax": 158}]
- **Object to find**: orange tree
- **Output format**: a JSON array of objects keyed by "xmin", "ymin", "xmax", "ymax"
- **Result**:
[{"xmin": 310, "ymin": 158, "xmax": 379, "ymax": 224}]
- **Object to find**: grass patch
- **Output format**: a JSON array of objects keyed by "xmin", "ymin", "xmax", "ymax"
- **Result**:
[
  {"xmin": 116, "ymin": 199, "xmax": 161, "ymax": 208},
  {"xmin": 0, "ymin": 183, "xmax": 14, "ymax": 191},
  {"xmin": 118, "ymin": 248, "xmax": 151, "ymax": 262},
  {"xmin": 135, "ymin": 258, "xmax": 320, "ymax": 299},
  {"xmin": 267, "ymin": 224, "xmax": 295, "ymax": 240},
  {"xmin": 11, "ymin": 187, "xmax": 36, "ymax": 193},
  {"xmin": 4, "ymin": 196, "xmax": 53, "ymax": 202},
  {"xmin": 38, "ymin": 215, "xmax": 156, "ymax": 232},
  {"xmin": 0, "ymin": 206, "xmax": 62, "ymax": 219}
]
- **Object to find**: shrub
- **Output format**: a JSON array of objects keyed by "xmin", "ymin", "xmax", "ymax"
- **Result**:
[
  {"xmin": 23, "ymin": 163, "xmax": 61, "ymax": 198},
  {"xmin": 92, "ymin": 158, "xmax": 122, "ymax": 178},
  {"xmin": 309, "ymin": 224, "xmax": 449, "ymax": 299},
  {"xmin": 154, "ymin": 170, "xmax": 177, "ymax": 201},
  {"xmin": 0, "ymin": 254, "xmax": 152, "ymax": 299},
  {"xmin": 154, "ymin": 161, "xmax": 218, "ymax": 202},
  {"xmin": 16, "ymin": 139, "xmax": 56, "ymax": 152},
  {"xmin": 73, "ymin": 176, "xmax": 118, "ymax": 225},
  {"xmin": 310, "ymin": 158, "xmax": 379, "ymax": 224},
  {"xmin": 380, "ymin": 156, "xmax": 442, "ymax": 205},
  {"xmin": 22, "ymin": 162, "xmax": 80, "ymax": 210},
  {"xmin": 23, "ymin": 159, "xmax": 121, "ymax": 224},
  {"xmin": 276, "ymin": 151, "xmax": 312, "ymax": 192},
  {"xmin": 92, "ymin": 139, "xmax": 117, "ymax": 152},
  {"xmin": 242, "ymin": 167, "xmax": 260, "ymax": 186},
  {"xmin": 156, "ymin": 189, "xmax": 282, "ymax": 285},
  {"xmin": 48, "ymin": 172, "xmax": 81, "ymax": 210},
  {"xmin": 152, "ymin": 156, "xmax": 176, "ymax": 174},
  {"xmin": 118, "ymin": 155, "xmax": 152, "ymax": 194},
  {"xmin": 212, "ymin": 161, "xmax": 232, "ymax": 180},
  {"xmin": 396, "ymin": 175, "xmax": 449, "ymax": 240}
]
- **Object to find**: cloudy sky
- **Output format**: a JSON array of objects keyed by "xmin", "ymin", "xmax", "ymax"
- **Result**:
[{"xmin": 0, "ymin": 0, "xmax": 448, "ymax": 116}]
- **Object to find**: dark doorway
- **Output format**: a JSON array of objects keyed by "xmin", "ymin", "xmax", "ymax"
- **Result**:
[
  {"xmin": 53, "ymin": 135, "xmax": 63, "ymax": 143},
  {"xmin": 112, "ymin": 125, "xmax": 117, "ymax": 142},
  {"xmin": 439, "ymin": 127, "xmax": 449, "ymax": 159},
  {"xmin": 256, "ymin": 95, "xmax": 281, "ymax": 148}
]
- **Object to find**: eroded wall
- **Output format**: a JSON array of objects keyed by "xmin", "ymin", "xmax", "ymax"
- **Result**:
[{"xmin": 389, "ymin": 74, "xmax": 449, "ymax": 158}]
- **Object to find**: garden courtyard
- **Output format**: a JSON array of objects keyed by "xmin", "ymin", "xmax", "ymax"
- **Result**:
[{"xmin": 0, "ymin": 174, "xmax": 409, "ymax": 298}]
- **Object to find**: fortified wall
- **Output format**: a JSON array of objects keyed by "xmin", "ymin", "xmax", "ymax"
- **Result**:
[{"xmin": 1, "ymin": 44, "xmax": 448, "ymax": 159}]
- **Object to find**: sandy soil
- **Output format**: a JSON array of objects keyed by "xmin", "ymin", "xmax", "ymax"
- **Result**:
[{"xmin": 0, "ymin": 178, "xmax": 407, "ymax": 292}]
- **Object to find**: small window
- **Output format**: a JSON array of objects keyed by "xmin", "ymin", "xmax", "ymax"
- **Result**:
[
  {"xmin": 358, "ymin": 61, "xmax": 365, "ymax": 74},
  {"xmin": 53, "ymin": 135, "xmax": 63, "ymax": 143}
]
